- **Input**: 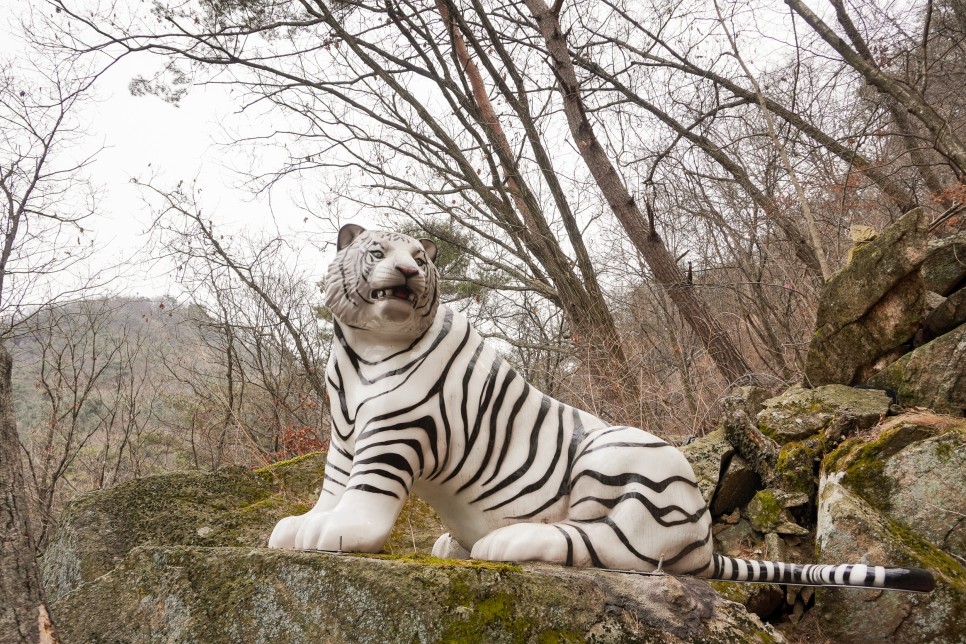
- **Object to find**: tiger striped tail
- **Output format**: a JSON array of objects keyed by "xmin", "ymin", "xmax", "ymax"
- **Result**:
[{"xmin": 709, "ymin": 554, "xmax": 935, "ymax": 592}]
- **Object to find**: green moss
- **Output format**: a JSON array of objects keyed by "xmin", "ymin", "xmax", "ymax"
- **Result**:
[
  {"xmin": 253, "ymin": 451, "xmax": 325, "ymax": 475},
  {"xmin": 252, "ymin": 452, "xmax": 326, "ymax": 500},
  {"xmin": 775, "ymin": 440, "xmax": 820, "ymax": 497},
  {"xmin": 883, "ymin": 515, "xmax": 966, "ymax": 591},
  {"xmin": 823, "ymin": 423, "xmax": 936, "ymax": 512},
  {"xmin": 437, "ymin": 568, "xmax": 581, "ymax": 643},
  {"xmin": 237, "ymin": 494, "xmax": 311, "ymax": 518},
  {"xmin": 357, "ymin": 552, "xmax": 522, "ymax": 573},
  {"xmin": 748, "ymin": 489, "xmax": 784, "ymax": 532},
  {"xmin": 709, "ymin": 580, "xmax": 748, "ymax": 603}
]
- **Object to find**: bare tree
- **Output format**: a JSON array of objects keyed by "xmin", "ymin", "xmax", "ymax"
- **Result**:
[
  {"xmin": 147, "ymin": 182, "xmax": 330, "ymax": 463},
  {"xmin": 0, "ymin": 17, "xmax": 106, "ymax": 640}
]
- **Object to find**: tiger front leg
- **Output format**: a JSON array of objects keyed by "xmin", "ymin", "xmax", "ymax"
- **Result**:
[
  {"xmin": 292, "ymin": 439, "xmax": 418, "ymax": 552},
  {"xmin": 268, "ymin": 444, "xmax": 353, "ymax": 550}
]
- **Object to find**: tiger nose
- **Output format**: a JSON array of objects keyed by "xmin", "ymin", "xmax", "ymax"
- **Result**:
[{"xmin": 396, "ymin": 265, "xmax": 419, "ymax": 278}]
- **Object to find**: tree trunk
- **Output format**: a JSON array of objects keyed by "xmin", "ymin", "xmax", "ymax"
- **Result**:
[
  {"xmin": 524, "ymin": 0, "xmax": 754, "ymax": 385},
  {"xmin": 434, "ymin": 0, "xmax": 640, "ymax": 415},
  {"xmin": 0, "ymin": 345, "xmax": 59, "ymax": 643}
]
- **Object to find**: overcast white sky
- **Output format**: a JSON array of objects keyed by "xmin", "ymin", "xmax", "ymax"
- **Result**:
[{"xmin": 3, "ymin": 3, "xmax": 332, "ymax": 301}]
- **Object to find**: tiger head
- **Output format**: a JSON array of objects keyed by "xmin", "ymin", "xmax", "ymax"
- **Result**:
[{"xmin": 324, "ymin": 224, "xmax": 440, "ymax": 337}]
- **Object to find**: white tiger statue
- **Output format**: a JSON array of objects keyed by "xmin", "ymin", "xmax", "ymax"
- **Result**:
[{"xmin": 269, "ymin": 224, "xmax": 934, "ymax": 592}]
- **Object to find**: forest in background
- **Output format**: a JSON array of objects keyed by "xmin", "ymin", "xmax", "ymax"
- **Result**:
[{"xmin": 3, "ymin": 0, "xmax": 966, "ymax": 568}]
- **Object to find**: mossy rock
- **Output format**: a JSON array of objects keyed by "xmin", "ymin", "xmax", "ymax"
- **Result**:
[
  {"xmin": 923, "ymin": 231, "xmax": 966, "ymax": 296},
  {"xmin": 51, "ymin": 546, "xmax": 783, "ymax": 643},
  {"xmin": 869, "ymin": 322, "xmax": 966, "ymax": 416},
  {"xmin": 679, "ymin": 428, "xmax": 734, "ymax": 506},
  {"xmin": 42, "ymin": 452, "xmax": 448, "ymax": 602},
  {"xmin": 756, "ymin": 384, "xmax": 891, "ymax": 444},
  {"xmin": 745, "ymin": 490, "xmax": 808, "ymax": 536},
  {"xmin": 815, "ymin": 469, "xmax": 966, "ymax": 642},
  {"xmin": 710, "ymin": 580, "xmax": 784, "ymax": 620},
  {"xmin": 775, "ymin": 439, "xmax": 821, "ymax": 500},
  {"xmin": 804, "ymin": 208, "xmax": 927, "ymax": 385},
  {"xmin": 823, "ymin": 413, "xmax": 966, "ymax": 560}
]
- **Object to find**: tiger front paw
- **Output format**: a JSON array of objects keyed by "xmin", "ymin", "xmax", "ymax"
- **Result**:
[
  {"xmin": 277, "ymin": 509, "xmax": 389, "ymax": 553},
  {"xmin": 268, "ymin": 513, "xmax": 308, "ymax": 549}
]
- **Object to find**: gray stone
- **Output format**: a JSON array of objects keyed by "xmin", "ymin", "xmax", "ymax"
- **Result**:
[
  {"xmin": 924, "ymin": 287, "xmax": 966, "ymax": 341},
  {"xmin": 757, "ymin": 384, "xmax": 891, "ymax": 443},
  {"xmin": 679, "ymin": 428, "xmax": 734, "ymax": 507},
  {"xmin": 50, "ymin": 546, "xmax": 783, "ymax": 643},
  {"xmin": 869, "ymin": 323, "xmax": 966, "ymax": 416},
  {"xmin": 923, "ymin": 232, "xmax": 966, "ymax": 296},
  {"xmin": 815, "ymin": 470, "xmax": 966, "ymax": 643},
  {"xmin": 805, "ymin": 208, "xmax": 927, "ymax": 385},
  {"xmin": 711, "ymin": 580, "xmax": 784, "ymax": 621},
  {"xmin": 41, "ymin": 453, "xmax": 447, "ymax": 602},
  {"xmin": 823, "ymin": 415, "xmax": 966, "ymax": 561},
  {"xmin": 745, "ymin": 489, "xmax": 809, "ymax": 536},
  {"xmin": 713, "ymin": 518, "xmax": 756, "ymax": 557},
  {"xmin": 710, "ymin": 455, "xmax": 760, "ymax": 517},
  {"xmin": 730, "ymin": 385, "xmax": 773, "ymax": 417}
]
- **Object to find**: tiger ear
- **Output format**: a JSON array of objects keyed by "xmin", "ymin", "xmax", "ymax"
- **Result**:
[
  {"xmin": 419, "ymin": 238, "xmax": 438, "ymax": 263},
  {"xmin": 337, "ymin": 223, "xmax": 366, "ymax": 250}
]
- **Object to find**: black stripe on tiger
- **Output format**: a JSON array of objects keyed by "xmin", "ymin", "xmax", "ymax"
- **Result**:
[
  {"xmin": 484, "ymin": 403, "xmax": 567, "ymax": 513},
  {"xmin": 569, "ymin": 469, "xmax": 700, "ymax": 494},
  {"xmin": 707, "ymin": 554, "xmax": 935, "ymax": 592},
  {"xmin": 570, "ymin": 490, "xmax": 707, "ymax": 527},
  {"xmin": 470, "ymin": 395, "xmax": 554, "ymax": 505}
]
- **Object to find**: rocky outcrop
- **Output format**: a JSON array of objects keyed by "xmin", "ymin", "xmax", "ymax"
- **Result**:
[
  {"xmin": 681, "ymin": 383, "xmax": 965, "ymax": 641},
  {"xmin": 815, "ymin": 415, "xmax": 966, "ymax": 642},
  {"xmin": 923, "ymin": 231, "xmax": 966, "ymax": 296},
  {"xmin": 804, "ymin": 208, "xmax": 928, "ymax": 386},
  {"xmin": 924, "ymin": 287, "xmax": 966, "ymax": 340},
  {"xmin": 43, "ymin": 454, "xmax": 781, "ymax": 643},
  {"xmin": 52, "ymin": 547, "xmax": 781, "ymax": 643},
  {"xmin": 678, "ymin": 428, "xmax": 759, "ymax": 518},
  {"xmin": 756, "ymin": 384, "xmax": 892, "ymax": 444},
  {"xmin": 42, "ymin": 453, "xmax": 447, "ymax": 602},
  {"xmin": 870, "ymin": 322, "xmax": 966, "ymax": 416}
]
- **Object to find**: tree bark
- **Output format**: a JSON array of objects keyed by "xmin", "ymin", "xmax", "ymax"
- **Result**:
[
  {"xmin": 433, "ymin": 0, "xmax": 640, "ymax": 412},
  {"xmin": 524, "ymin": 0, "xmax": 754, "ymax": 385},
  {"xmin": 0, "ymin": 345, "xmax": 59, "ymax": 643}
]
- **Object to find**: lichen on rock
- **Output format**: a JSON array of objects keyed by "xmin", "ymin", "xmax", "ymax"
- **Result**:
[
  {"xmin": 50, "ymin": 546, "xmax": 783, "ymax": 643},
  {"xmin": 815, "ymin": 415, "xmax": 966, "ymax": 642}
]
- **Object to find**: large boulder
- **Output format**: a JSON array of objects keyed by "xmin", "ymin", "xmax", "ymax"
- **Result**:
[
  {"xmin": 42, "ymin": 453, "xmax": 447, "ymax": 602},
  {"xmin": 870, "ymin": 322, "xmax": 966, "ymax": 416},
  {"xmin": 923, "ymin": 287, "xmax": 966, "ymax": 340},
  {"xmin": 679, "ymin": 428, "xmax": 759, "ymax": 518},
  {"xmin": 814, "ymin": 416, "xmax": 966, "ymax": 642},
  {"xmin": 756, "ymin": 384, "xmax": 891, "ymax": 444},
  {"xmin": 804, "ymin": 208, "xmax": 927, "ymax": 385},
  {"xmin": 923, "ymin": 231, "xmax": 966, "ymax": 296},
  {"xmin": 51, "ymin": 546, "xmax": 782, "ymax": 643},
  {"xmin": 41, "ymin": 455, "xmax": 783, "ymax": 643}
]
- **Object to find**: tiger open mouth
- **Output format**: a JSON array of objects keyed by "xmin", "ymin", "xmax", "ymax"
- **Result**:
[{"xmin": 371, "ymin": 286, "xmax": 417, "ymax": 305}]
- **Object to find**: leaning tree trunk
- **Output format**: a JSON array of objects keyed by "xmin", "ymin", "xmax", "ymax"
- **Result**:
[
  {"xmin": 434, "ymin": 0, "xmax": 641, "ymax": 416},
  {"xmin": 0, "ymin": 345, "xmax": 58, "ymax": 643},
  {"xmin": 525, "ymin": 0, "xmax": 754, "ymax": 385}
]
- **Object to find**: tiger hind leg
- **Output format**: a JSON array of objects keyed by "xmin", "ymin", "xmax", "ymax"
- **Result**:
[{"xmin": 472, "ymin": 427, "xmax": 714, "ymax": 573}]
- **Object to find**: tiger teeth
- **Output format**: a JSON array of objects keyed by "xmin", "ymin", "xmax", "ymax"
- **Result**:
[{"xmin": 371, "ymin": 289, "xmax": 418, "ymax": 305}]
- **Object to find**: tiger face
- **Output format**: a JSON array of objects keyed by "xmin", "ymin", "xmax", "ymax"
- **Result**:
[{"xmin": 324, "ymin": 224, "xmax": 440, "ymax": 337}]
